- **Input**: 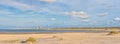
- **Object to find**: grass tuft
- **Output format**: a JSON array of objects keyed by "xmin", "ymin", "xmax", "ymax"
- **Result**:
[
  {"xmin": 26, "ymin": 37, "xmax": 36, "ymax": 43},
  {"xmin": 59, "ymin": 38, "xmax": 64, "ymax": 41},
  {"xmin": 108, "ymin": 31, "xmax": 119, "ymax": 35},
  {"xmin": 52, "ymin": 36, "xmax": 58, "ymax": 38}
]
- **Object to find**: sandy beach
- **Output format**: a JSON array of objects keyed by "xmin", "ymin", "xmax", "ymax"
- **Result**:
[{"xmin": 0, "ymin": 32, "xmax": 120, "ymax": 44}]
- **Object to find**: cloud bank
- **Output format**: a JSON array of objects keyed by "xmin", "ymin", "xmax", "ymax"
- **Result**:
[
  {"xmin": 64, "ymin": 11, "xmax": 89, "ymax": 19},
  {"xmin": 40, "ymin": 0, "xmax": 56, "ymax": 3},
  {"xmin": 114, "ymin": 17, "xmax": 120, "ymax": 22}
]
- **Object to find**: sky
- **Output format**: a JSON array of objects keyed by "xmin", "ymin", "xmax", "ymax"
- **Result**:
[{"xmin": 0, "ymin": 0, "xmax": 120, "ymax": 29}]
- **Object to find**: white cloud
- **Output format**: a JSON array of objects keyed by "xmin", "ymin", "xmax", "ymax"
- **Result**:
[
  {"xmin": 114, "ymin": 17, "xmax": 120, "ymax": 22},
  {"xmin": 0, "ymin": 0, "xmax": 52, "ymax": 15},
  {"xmin": 51, "ymin": 18, "xmax": 56, "ymax": 21},
  {"xmin": 40, "ymin": 0, "xmax": 56, "ymax": 3},
  {"xmin": 0, "ymin": 0, "xmax": 61, "ymax": 15},
  {"xmin": 64, "ymin": 11, "xmax": 89, "ymax": 19},
  {"xmin": 99, "ymin": 13, "xmax": 108, "ymax": 17},
  {"xmin": 0, "ymin": 0, "xmax": 35, "ymax": 11},
  {"xmin": 81, "ymin": 19, "xmax": 90, "ymax": 22}
]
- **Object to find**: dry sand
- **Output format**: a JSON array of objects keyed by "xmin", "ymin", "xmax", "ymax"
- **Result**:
[{"xmin": 0, "ymin": 32, "xmax": 120, "ymax": 44}]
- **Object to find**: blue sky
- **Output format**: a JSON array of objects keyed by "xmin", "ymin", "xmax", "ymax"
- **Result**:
[{"xmin": 0, "ymin": 0, "xmax": 120, "ymax": 29}]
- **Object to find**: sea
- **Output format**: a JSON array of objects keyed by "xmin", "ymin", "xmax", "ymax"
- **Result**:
[{"xmin": 0, "ymin": 29, "xmax": 110, "ymax": 34}]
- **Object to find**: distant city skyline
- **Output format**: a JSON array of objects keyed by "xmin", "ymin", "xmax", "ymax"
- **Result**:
[{"xmin": 0, "ymin": 0, "xmax": 120, "ymax": 29}]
